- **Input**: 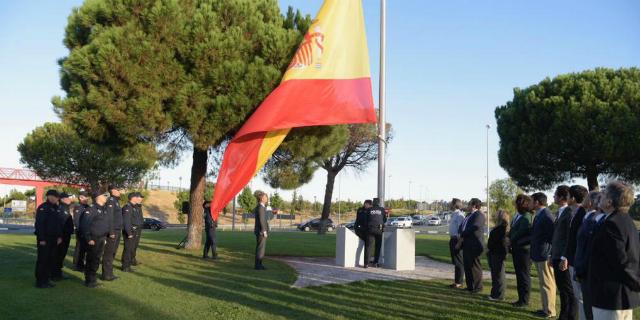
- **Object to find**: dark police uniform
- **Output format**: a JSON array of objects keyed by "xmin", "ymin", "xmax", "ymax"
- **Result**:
[
  {"xmin": 364, "ymin": 205, "xmax": 386, "ymax": 267},
  {"xmin": 34, "ymin": 201, "xmax": 62, "ymax": 288},
  {"xmin": 72, "ymin": 202, "xmax": 90, "ymax": 270},
  {"xmin": 101, "ymin": 196, "xmax": 122, "ymax": 280},
  {"xmin": 121, "ymin": 201, "xmax": 138, "ymax": 271},
  {"xmin": 132, "ymin": 203, "xmax": 144, "ymax": 265},
  {"xmin": 80, "ymin": 203, "xmax": 110, "ymax": 287},
  {"xmin": 354, "ymin": 206, "xmax": 368, "ymax": 242},
  {"xmin": 52, "ymin": 202, "xmax": 74, "ymax": 279},
  {"xmin": 203, "ymin": 205, "xmax": 218, "ymax": 259}
]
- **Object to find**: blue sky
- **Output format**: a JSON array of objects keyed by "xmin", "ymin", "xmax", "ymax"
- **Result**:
[{"xmin": 0, "ymin": 0, "xmax": 638, "ymax": 203}]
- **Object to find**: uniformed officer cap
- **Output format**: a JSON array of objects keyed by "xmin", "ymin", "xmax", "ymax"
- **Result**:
[
  {"xmin": 92, "ymin": 191, "xmax": 109, "ymax": 199},
  {"xmin": 45, "ymin": 190, "xmax": 59, "ymax": 197},
  {"xmin": 59, "ymin": 192, "xmax": 71, "ymax": 199},
  {"xmin": 128, "ymin": 192, "xmax": 144, "ymax": 200}
]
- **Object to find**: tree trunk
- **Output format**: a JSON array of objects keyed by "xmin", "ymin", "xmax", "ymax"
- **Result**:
[
  {"xmin": 586, "ymin": 166, "xmax": 599, "ymax": 191},
  {"xmin": 318, "ymin": 170, "xmax": 337, "ymax": 235},
  {"xmin": 185, "ymin": 147, "xmax": 207, "ymax": 249}
]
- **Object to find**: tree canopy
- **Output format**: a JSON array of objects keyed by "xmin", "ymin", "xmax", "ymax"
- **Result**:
[
  {"xmin": 495, "ymin": 67, "xmax": 640, "ymax": 191},
  {"xmin": 52, "ymin": 0, "xmax": 317, "ymax": 249},
  {"xmin": 18, "ymin": 122, "xmax": 156, "ymax": 191},
  {"xmin": 488, "ymin": 178, "xmax": 522, "ymax": 217}
]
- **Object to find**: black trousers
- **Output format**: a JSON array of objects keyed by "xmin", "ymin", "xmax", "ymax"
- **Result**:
[
  {"xmin": 73, "ymin": 232, "xmax": 86, "ymax": 270},
  {"xmin": 203, "ymin": 227, "xmax": 217, "ymax": 258},
  {"xmin": 580, "ymin": 278, "xmax": 593, "ymax": 320},
  {"xmin": 449, "ymin": 237, "xmax": 464, "ymax": 285},
  {"xmin": 255, "ymin": 234, "xmax": 267, "ymax": 267},
  {"xmin": 52, "ymin": 234, "xmax": 71, "ymax": 278},
  {"xmin": 512, "ymin": 247, "xmax": 531, "ymax": 304},
  {"xmin": 132, "ymin": 228, "xmax": 141, "ymax": 264},
  {"xmin": 101, "ymin": 231, "xmax": 121, "ymax": 278},
  {"xmin": 488, "ymin": 252, "xmax": 506, "ymax": 299},
  {"xmin": 463, "ymin": 248, "xmax": 483, "ymax": 292},
  {"xmin": 121, "ymin": 229, "xmax": 137, "ymax": 269},
  {"xmin": 364, "ymin": 230, "xmax": 383, "ymax": 265},
  {"xmin": 35, "ymin": 237, "xmax": 57, "ymax": 286},
  {"xmin": 85, "ymin": 237, "xmax": 106, "ymax": 285},
  {"xmin": 553, "ymin": 259, "xmax": 577, "ymax": 320}
]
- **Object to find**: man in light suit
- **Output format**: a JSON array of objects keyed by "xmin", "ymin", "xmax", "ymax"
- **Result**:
[
  {"xmin": 459, "ymin": 198, "xmax": 485, "ymax": 294},
  {"xmin": 589, "ymin": 181, "xmax": 640, "ymax": 320},
  {"xmin": 531, "ymin": 192, "xmax": 557, "ymax": 318},
  {"xmin": 253, "ymin": 191, "xmax": 269, "ymax": 270},
  {"xmin": 550, "ymin": 185, "xmax": 577, "ymax": 320}
]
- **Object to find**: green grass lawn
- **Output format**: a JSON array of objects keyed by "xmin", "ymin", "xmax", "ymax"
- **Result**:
[{"xmin": 1, "ymin": 230, "xmax": 637, "ymax": 319}]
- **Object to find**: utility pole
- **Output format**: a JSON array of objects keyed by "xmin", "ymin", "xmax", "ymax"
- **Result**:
[{"xmin": 377, "ymin": 0, "xmax": 387, "ymax": 207}]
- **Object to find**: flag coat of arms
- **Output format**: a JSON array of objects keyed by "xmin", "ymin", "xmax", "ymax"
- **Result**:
[{"xmin": 210, "ymin": 0, "xmax": 376, "ymax": 218}]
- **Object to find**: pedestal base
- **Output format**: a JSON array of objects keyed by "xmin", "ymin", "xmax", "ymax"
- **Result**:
[
  {"xmin": 335, "ymin": 227, "xmax": 365, "ymax": 267},
  {"xmin": 382, "ymin": 227, "xmax": 415, "ymax": 271}
]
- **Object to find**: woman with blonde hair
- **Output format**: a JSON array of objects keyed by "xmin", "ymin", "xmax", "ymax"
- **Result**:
[{"xmin": 487, "ymin": 209, "xmax": 511, "ymax": 301}]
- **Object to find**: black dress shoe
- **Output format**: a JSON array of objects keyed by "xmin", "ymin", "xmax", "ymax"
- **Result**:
[
  {"xmin": 512, "ymin": 301, "xmax": 529, "ymax": 308},
  {"xmin": 100, "ymin": 276, "xmax": 119, "ymax": 281},
  {"xmin": 254, "ymin": 265, "xmax": 266, "ymax": 270},
  {"xmin": 86, "ymin": 282, "xmax": 102, "ymax": 288},
  {"xmin": 36, "ymin": 283, "xmax": 52, "ymax": 289},
  {"xmin": 121, "ymin": 267, "xmax": 134, "ymax": 272}
]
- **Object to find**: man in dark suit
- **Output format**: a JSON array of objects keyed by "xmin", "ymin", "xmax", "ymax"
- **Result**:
[
  {"xmin": 510, "ymin": 194, "xmax": 533, "ymax": 308},
  {"xmin": 34, "ymin": 190, "xmax": 62, "ymax": 288},
  {"xmin": 203, "ymin": 201, "xmax": 218, "ymax": 260},
  {"xmin": 355, "ymin": 200, "xmax": 372, "ymax": 242},
  {"xmin": 531, "ymin": 192, "xmax": 557, "ymax": 318},
  {"xmin": 564, "ymin": 185, "xmax": 588, "ymax": 319},
  {"xmin": 459, "ymin": 198, "xmax": 485, "ymax": 293},
  {"xmin": 253, "ymin": 191, "xmax": 269, "ymax": 270},
  {"xmin": 549, "ymin": 185, "xmax": 577, "ymax": 320},
  {"xmin": 574, "ymin": 191, "xmax": 602, "ymax": 320},
  {"xmin": 589, "ymin": 181, "xmax": 640, "ymax": 319}
]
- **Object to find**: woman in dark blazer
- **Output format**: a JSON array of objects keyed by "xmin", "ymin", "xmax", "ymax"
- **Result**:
[
  {"xmin": 510, "ymin": 194, "xmax": 533, "ymax": 307},
  {"xmin": 589, "ymin": 181, "xmax": 640, "ymax": 319},
  {"xmin": 487, "ymin": 209, "xmax": 510, "ymax": 301}
]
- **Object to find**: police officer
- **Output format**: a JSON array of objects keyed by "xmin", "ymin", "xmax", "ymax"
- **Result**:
[
  {"xmin": 203, "ymin": 201, "xmax": 218, "ymax": 260},
  {"xmin": 80, "ymin": 191, "xmax": 111, "ymax": 288},
  {"xmin": 101, "ymin": 185, "xmax": 122, "ymax": 281},
  {"xmin": 34, "ymin": 190, "xmax": 62, "ymax": 288},
  {"xmin": 132, "ymin": 193, "xmax": 145, "ymax": 266},
  {"xmin": 52, "ymin": 192, "xmax": 74, "ymax": 280},
  {"xmin": 72, "ymin": 190, "xmax": 90, "ymax": 271},
  {"xmin": 355, "ymin": 200, "xmax": 372, "ymax": 242},
  {"xmin": 121, "ymin": 192, "xmax": 141, "ymax": 272},
  {"xmin": 364, "ymin": 198, "xmax": 386, "ymax": 268}
]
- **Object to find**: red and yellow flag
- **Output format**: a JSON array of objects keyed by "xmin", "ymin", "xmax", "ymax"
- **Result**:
[{"xmin": 210, "ymin": 0, "xmax": 376, "ymax": 219}]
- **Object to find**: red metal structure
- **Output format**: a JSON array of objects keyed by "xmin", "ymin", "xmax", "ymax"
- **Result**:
[{"xmin": 0, "ymin": 168, "xmax": 86, "ymax": 208}]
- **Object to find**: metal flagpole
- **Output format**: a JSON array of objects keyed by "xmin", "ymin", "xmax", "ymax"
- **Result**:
[{"xmin": 377, "ymin": 0, "xmax": 387, "ymax": 207}]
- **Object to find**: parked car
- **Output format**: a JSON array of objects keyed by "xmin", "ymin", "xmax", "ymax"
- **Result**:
[
  {"xmin": 387, "ymin": 216, "xmax": 412, "ymax": 228},
  {"xmin": 427, "ymin": 216, "xmax": 442, "ymax": 226},
  {"xmin": 298, "ymin": 218, "xmax": 336, "ymax": 232},
  {"xmin": 143, "ymin": 218, "xmax": 167, "ymax": 231},
  {"xmin": 344, "ymin": 220, "xmax": 356, "ymax": 230},
  {"xmin": 412, "ymin": 215, "xmax": 428, "ymax": 226}
]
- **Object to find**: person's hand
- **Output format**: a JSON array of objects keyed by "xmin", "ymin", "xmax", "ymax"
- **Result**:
[
  {"xmin": 128, "ymin": 235, "xmax": 133, "ymax": 239},
  {"xmin": 560, "ymin": 259, "xmax": 568, "ymax": 271},
  {"xmin": 109, "ymin": 234, "xmax": 116, "ymax": 239},
  {"xmin": 39, "ymin": 241, "xmax": 46, "ymax": 246},
  {"xmin": 88, "ymin": 240, "xmax": 95, "ymax": 246},
  {"xmin": 263, "ymin": 231, "xmax": 268, "ymax": 238},
  {"xmin": 57, "ymin": 237, "xmax": 62, "ymax": 245},
  {"xmin": 547, "ymin": 258, "xmax": 553, "ymax": 268}
]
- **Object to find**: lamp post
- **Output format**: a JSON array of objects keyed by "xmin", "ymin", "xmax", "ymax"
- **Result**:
[{"xmin": 486, "ymin": 124, "xmax": 491, "ymax": 235}]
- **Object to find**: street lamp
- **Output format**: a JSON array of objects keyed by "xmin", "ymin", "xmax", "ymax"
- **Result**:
[{"xmin": 486, "ymin": 124, "xmax": 491, "ymax": 235}]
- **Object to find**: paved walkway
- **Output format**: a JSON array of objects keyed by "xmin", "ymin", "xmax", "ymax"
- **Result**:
[{"xmin": 273, "ymin": 256, "xmax": 514, "ymax": 288}]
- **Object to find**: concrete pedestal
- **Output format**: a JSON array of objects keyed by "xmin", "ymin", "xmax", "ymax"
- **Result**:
[
  {"xmin": 382, "ymin": 227, "xmax": 415, "ymax": 271},
  {"xmin": 335, "ymin": 227, "xmax": 365, "ymax": 267}
]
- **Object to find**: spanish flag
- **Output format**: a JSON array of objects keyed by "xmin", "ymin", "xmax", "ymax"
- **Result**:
[{"xmin": 210, "ymin": 0, "xmax": 376, "ymax": 219}]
